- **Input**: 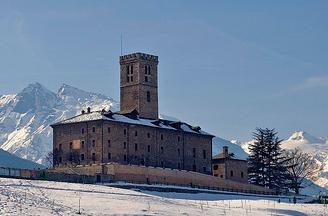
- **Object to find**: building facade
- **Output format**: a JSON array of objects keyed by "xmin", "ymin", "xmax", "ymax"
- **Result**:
[
  {"xmin": 51, "ymin": 53, "xmax": 214, "ymax": 175},
  {"xmin": 212, "ymin": 146, "xmax": 248, "ymax": 183}
]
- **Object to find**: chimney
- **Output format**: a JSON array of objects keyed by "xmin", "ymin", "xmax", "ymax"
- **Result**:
[
  {"xmin": 87, "ymin": 107, "xmax": 91, "ymax": 113},
  {"xmin": 223, "ymin": 146, "xmax": 229, "ymax": 158},
  {"xmin": 81, "ymin": 110, "xmax": 85, "ymax": 114}
]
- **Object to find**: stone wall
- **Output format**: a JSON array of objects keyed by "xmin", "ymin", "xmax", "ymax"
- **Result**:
[{"xmin": 52, "ymin": 163, "xmax": 274, "ymax": 195}]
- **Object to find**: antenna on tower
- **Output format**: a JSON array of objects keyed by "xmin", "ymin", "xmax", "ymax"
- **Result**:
[{"xmin": 120, "ymin": 33, "xmax": 123, "ymax": 56}]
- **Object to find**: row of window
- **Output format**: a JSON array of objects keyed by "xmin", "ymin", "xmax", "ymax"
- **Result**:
[
  {"xmin": 125, "ymin": 65, "xmax": 152, "ymax": 83},
  {"xmin": 80, "ymin": 128, "xmax": 185, "ymax": 143}
]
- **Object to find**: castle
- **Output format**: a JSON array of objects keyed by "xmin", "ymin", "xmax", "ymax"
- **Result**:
[{"xmin": 51, "ymin": 53, "xmax": 214, "ymax": 175}]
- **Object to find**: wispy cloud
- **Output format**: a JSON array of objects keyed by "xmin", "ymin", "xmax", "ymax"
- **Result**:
[{"xmin": 291, "ymin": 75, "xmax": 328, "ymax": 91}]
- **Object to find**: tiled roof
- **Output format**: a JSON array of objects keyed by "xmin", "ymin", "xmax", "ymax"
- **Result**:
[{"xmin": 52, "ymin": 110, "xmax": 213, "ymax": 137}]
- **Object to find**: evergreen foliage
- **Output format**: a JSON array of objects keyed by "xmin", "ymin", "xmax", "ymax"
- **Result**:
[{"xmin": 248, "ymin": 128, "xmax": 289, "ymax": 192}]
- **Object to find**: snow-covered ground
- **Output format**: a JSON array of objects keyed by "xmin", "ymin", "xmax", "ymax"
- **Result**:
[{"xmin": 0, "ymin": 177, "xmax": 326, "ymax": 216}]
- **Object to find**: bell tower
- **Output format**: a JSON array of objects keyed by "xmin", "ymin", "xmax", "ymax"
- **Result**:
[{"xmin": 119, "ymin": 52, "xmax": 159, "ymax": 119}]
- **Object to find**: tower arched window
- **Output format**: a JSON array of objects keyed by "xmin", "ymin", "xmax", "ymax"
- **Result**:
[{"xmin": 147, "ymin": 91, "xmax": 151, "ymax": 102}]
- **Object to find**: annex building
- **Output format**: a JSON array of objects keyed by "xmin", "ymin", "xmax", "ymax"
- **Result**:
[{"xmin": 51, "ymin": 53, "xmax": 214, "ymax": 175}]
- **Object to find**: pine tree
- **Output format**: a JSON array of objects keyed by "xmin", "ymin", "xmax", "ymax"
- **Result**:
[{"xmin": 248, "ymin": 128, "xmax": 288, "ymax": 193}]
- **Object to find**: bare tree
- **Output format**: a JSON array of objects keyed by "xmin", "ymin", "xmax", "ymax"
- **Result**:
[{"xmin": 284, "ymin": 148, "xmax": 323, "ymax": 194}]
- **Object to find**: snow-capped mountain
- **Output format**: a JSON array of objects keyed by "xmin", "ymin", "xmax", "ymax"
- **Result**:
[
  {"xmin": 240, "ymin": 131, "xmax": 328, "ymax": 189},
  {"xmin": 0, "ymin": 83, "xmax": 118, "ymax": 164}
]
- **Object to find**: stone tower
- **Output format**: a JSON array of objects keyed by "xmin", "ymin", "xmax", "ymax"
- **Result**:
[{"xmin": 120, "ymin": 53, "xmax": 159, "ymax": 119}]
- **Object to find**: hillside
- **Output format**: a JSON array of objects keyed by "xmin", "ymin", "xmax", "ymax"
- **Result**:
[
  {"xmin": 0, "ymin": 149, "xmax": 43, "ymax": 169},
  {"xmin": 0, "ymin": 177, "xmax": 325, "ymax": 215}
]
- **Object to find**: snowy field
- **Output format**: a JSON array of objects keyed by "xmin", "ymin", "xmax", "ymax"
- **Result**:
[{"xmin": 0, "ymin": 177, "xmax": 327, "ymax": 216}]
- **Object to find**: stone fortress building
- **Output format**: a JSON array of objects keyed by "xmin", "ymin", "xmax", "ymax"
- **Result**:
[{"xmin": 51, "ymin": 53, "xmax": 214, "ymax": 175}]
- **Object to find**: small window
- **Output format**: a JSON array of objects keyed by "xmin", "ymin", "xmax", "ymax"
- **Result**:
[
  {"xmin": 145, "ymin": 76, "xmax": 148, "ymax": 82},
  {"xmin": 107, "ymin": 127, "xmax": 111, "ymax": 133},
  {"xmin": 81, "ymin": 128, "xmax": 85, "ymax": 134},
  {"xmin": 130, "ymin": 65, "xmax": 133, "ymax": 74},
  {"xmin": 178, "ymin": 136, "xmax": 180, "ymax": 142},
  {"xmin": 161, "ymin": 146, "xmax": 164, "ymax": 154},
  {"xmin": 92, "ymin": 153, "xmax": 96, "ymax": 161},
  {"xmin": 135, "ymin": 131, "xmax": 138, "ymax": 136},
  {"xmin": 230, "ymin": 170, "xmax": 234, "ymax": 177},
  {"xmin": 160, "ymin": 134, "xmax": 163, "ymax": 140},
  {"xmin": 213, "ymin": 165, "xmax": 218, "ymax": 170},
  {"xmin": 69, "ymin": 142, "xmax": 73, "ymax": 149},
  {"xmin": 147, "ymin": 132, "xmax": 150, "ymax": 138},
  {"xmin": 203, "ymin": 150, "xmax": 206, "ymax": 159},
  {"xmin": 192, "ymin": 148, "xmax": 196, "ymax": 158},
  {"xmin": 81, "ymin": 141, "xmax": 85, "ymax": 149},
  {"xmin": 241, "ymin": 172, "xmax": 244, "ymax": 178},
  {"xmin": 124, "ymin": 129, "xmax": 127, "ymax": 135},
  {"xmin": 108, "ymin": 153, "xmax": 111, "ymax": 160},
  {"xmin": 147, "ymin": 91, "xmax": 150, "ymax": 102},
  {"xmin": 135, "ymin": 143, "xmax": 138, "ymax": 151},
  {"xmin": 220, "ymin": 175, "xmax": 223, "ymax": 178},
  {"xmin": 124, "ymin": 142, "xmax": 127, "ymax": 149},
  {"xmin": 59, "ymin": 144, "xmax": 62, "ymax": 150},
  {"xmin": 148, "ymin": 145, "xmax": 151, "ymax": 153},
  {"xmin": 108, "ymin": 140, "xmax": 111, "ymax": 147},
  {"xmin": 92, "ymin": 140, "xmax": 95, "ymax": 147},
  {"xmin": 92, "ymin": 127, "xmax": 95, "ymax": 132},
  {"xmin": 81, "ymin": 154, "xmax": 85, "ymax": 161},
  {"xmin": 124, "ymin": 154, "xmax": 127, "ymax": 161},
  {"xmin": 130, "ymin": 76, "xmax": 134, "ymax": 82},
  {"xmin": 59, "ymin": 157, "xmax": 62, "ymax": 163}
]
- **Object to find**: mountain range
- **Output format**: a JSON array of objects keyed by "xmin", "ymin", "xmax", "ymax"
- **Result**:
[{"xmin": 0, "ymin": 83, "xmax": 117, "ymax": 164}]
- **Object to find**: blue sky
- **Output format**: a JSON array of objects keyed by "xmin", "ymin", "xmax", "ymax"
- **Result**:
[{"xmin": 0, "ymin": 0, "xmax": 327, "ymax": 141}]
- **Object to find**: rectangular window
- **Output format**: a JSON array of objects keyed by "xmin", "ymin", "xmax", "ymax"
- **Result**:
[
  {"xmin": 108, "ymin": 140, "xmax": 111, "ymax": 147},
  {"xmin": 213, "ymin": 165, "xmax": 218, "ymax": 170},
  {"xmin": 178, "ymin": 136, "xmax": 180, "ymax": 142},
  {"xmin": 124, "ymin": 154, "xmax": 127, "ymax": 162},
  {"xmin": 161, "ymin": 146, "xmax": 164, "ymax": 154},
  {"xmin": 81, "ymin": 128, "xmax": 85, "ymax": 134},
  {"xmin": 81, "ymin": 141, "xmax": 85, "ymax": 149},
  {"xmin": 160, "ymin": 134, "xmax": 163, "ymax": 140},
  {"xmin": 124, "ymin": 129, "xmax": 127, "ymax": 135},
  {"xmin": 147, "ymin": 133, "xmax": 150, "ymax": 138},
  {"xmin": 59, "ymin": 144, "xmax": 62, "ymax": 151},
  {"xmin": 108, "ymin": 153, "xmax": 111, "ymax": 160},
  {"xmin": 135, "ymin": 131, "xmax": 138, "ymax": 136},
  {"xmin": 203, "ymin": 150, "xmax": 206, "ymax": 159},
  {"xmin": 81, "ymin": 154, "xmax": 85, "ymax": 161},
  {"xmin": 92, "ymin": 127, "xmax": 95, "ymax": 132},
  {"xmin": 92, "ymin": 153, "xmax": 96, "ymax": 161},
  {"xmin": 108, "ymin": 127, "xmax": 111, "ymax": 133},
  {"xmin": 147, "ymin": 145, "xmax": 151, "ymax": 153},
  {"xmin": 69, "ymin": 142, "xmax": 73, "ymax": 149},
  {"xmin": 193, "ymin": 148, "xmax": 196, "ymax": 158},
  {"xmin": 135, "ymin": 143, "xmax": 138, "ymax": 151},
  {"xmin": 124, "ymin": 142, "xmax": 127, "ymax": 149},
  {"xmin": 230, "ymin": 170, "xmax": 234, "ymax": 177},
  {"xmin": 92, "ymin": 140, "xmax": 95, "ymax": 147}
]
